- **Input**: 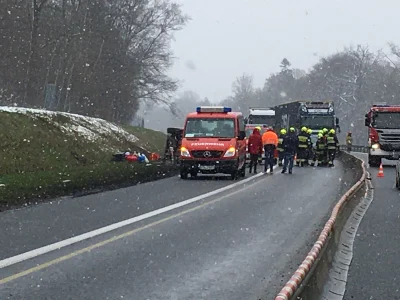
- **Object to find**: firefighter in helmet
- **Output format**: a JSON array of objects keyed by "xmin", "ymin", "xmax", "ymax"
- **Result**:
[
  {"xmin": 296, "ymin": 126, "xmax": 310, "ymax": 167},
  {"xmin": 306, "ymin": 128, "xmax": 313, "ymax": 166},
  {"xmin": 277, "ymin": 128, "xmax": 287, "ymax": 166},
  {"xmin": 327, "ymin": 129, "xmax": 339, "ymax": 167},
  {"xmin": 313, "ymin": 133, "xmax": 326, "ymax": 166},
  {"xmin": 346, "ymin": 131, "xmax": 352, "ymax": 152}
]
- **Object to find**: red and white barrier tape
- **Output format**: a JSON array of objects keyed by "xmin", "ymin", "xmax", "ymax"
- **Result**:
[{"xmin": 275, "ymin": 160, "xmax": 366, "ymax": 300}]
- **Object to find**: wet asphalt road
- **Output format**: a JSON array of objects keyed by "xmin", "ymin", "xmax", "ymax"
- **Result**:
[
  {"xmin": 0, "ymin": 164, "xmax": 346, "ymax": 300},
  {"xmin": 0, "ymin": 175, "xmax": 238, "ymax": 260},
  {"xmin": 344, "ymin": 154, "xmax": 400, "ymax": 300}
]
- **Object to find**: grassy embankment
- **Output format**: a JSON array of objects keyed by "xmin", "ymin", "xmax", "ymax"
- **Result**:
[{"xmin": 0, "ymin": 108, "xmax": 174, "ymax": 209}]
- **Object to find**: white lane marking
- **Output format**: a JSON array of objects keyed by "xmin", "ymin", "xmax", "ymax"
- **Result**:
[{"xmin": 0, "ymin": 167, "xmax": 276, "ymax": 269}]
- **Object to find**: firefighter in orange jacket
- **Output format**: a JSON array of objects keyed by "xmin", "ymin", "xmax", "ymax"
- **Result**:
[{"xmin": 262, "ymin": 127, "xmax": 279, "ymax": 174}]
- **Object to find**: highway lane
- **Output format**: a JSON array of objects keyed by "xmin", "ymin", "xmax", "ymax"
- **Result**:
[
  {"xmin": 0, "ymin": 163, "xmax": 347, "ymax": 300},
  {"xmin": 343, "ymin": 154, "xmax": 400, "ymax": 300},
  {"xmin": 0, "ymin": 173, "xmax": 249, "ymax": 260}
]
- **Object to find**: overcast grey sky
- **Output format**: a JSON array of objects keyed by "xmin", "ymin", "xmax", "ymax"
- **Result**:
[{"xmin": 169, "ymin": 0, "xmax": 400, "ymax": 102}]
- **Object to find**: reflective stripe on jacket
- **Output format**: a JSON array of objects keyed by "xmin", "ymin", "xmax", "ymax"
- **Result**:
[
  {"xmin": 297, "ymin": 134, "xmax": 309, "ymax": 148},
  {"xmin": 277, "ymin": 135, "xmax": 285, "ymax": 152},
  {"xmin": 327, "ymin": 135, "xmax": 338, "ymax": 150}
]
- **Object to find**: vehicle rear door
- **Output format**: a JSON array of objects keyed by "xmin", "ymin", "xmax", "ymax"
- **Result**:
[{"xmin": 237, "ymin": 115, "xmax": 246, "ymax": 166}]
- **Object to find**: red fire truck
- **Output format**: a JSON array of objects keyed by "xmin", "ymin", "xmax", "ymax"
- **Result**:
[{"xmin": 365, "ymin": 103, "xmax": 400, "ymax": 167}]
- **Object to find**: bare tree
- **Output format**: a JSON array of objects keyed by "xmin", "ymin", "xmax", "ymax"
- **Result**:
[{"xmin": 0, "ymin": 0, "xmax": 188, "ymax": 124}]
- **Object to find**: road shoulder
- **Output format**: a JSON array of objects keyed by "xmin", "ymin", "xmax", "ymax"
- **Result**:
[{"xmin": 344, "ymin": 167, "xmax": 400, "ymax": 300}]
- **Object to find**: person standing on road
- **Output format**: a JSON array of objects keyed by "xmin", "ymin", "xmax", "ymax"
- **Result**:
[
  {"xmin": 322, "ymin": 128, "xmax": 329, "ymax": 164},
  {"xmin": 313, "ymin": 133, "xmax": 326, "ymax": 166},
  {"xmin": 327, "ymin": 129, "xmax": 339, "ymax": 167},
  {"xmin": 277, "ymin": 128, "xmax": 287, "ymax": 166},
  {"xmin": 306, "ymin": 128, "xmax": 313, "ymax": 166},
  {"xmin": 262, "ymin": 127, "xmax": 279, "ymax": 174},
  {"xmin": 281, "ymin": 127, "xmax": 298, "ymax": 174},
  {"xmin": 346, "ymin": 132, "xmax": 352, "ymax": 152},
  {"xmin": 247, "ymin": 127, "xmax": 263, "ymax": 174},
  {"xmin": 296, "ymin": 127, "xmax": 309, "ymax": 167}
]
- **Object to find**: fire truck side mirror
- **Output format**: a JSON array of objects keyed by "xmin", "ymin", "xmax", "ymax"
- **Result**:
[
  {"xmin": 238, "ymin": 131, "xmax": 246, "ymax": 140},
  {"xmin": 364, "ymin": 114, "xmax": 370, "ymax": 126}
]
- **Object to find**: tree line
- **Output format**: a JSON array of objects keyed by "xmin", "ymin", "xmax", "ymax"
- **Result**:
[
  {"xmin": 0, "ymin": 0, "xmax": 188, "ymax": 124},
  {"xmin": 217, "ymin": 44, "xmax": 400, "ymax": 144}
]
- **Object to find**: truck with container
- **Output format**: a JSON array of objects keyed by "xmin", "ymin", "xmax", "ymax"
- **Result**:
[
  {"xmin": 364, "ymin": 103, "xmax": 400, "ymax": 167},
  {"xmin": 179, "ymin": 106, "xmax": 247, "ymax": 180},
  {"xmin": 274, "ymin": 100, "xmax": 340, "ymax": 145}
]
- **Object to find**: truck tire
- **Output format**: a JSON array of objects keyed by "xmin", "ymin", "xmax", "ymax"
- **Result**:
[
  {"xmin": 368, "ymin": 155, "xmax": 381, "ymax": 167},
  {"xmin": 231, "ymin": 171, "xmax": 239, "ymax": 180},
  {"xmin": 238, "ymin": 163, "xmax": 246, "ymax": 177},
  {"xmin": 180, "ymin": 170, "xmax": 188, "ymax": 180}
]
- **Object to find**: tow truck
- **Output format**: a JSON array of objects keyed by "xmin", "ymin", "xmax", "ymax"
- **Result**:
[
  {"xmin": 179, "ymin": 106, "xmax": 247, "ymax": 179},
  {"xmin": 274, "ymin": 100, "xmax": 340, "ymax": 145},
  {"xmin": 365, "ymin": 103, "xmax": 400, "ymax": 167}
]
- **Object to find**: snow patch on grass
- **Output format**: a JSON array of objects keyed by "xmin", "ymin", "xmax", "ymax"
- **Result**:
[{"xmin": 0, "ymin": 106, "xmax": 144, "ymax": 150}]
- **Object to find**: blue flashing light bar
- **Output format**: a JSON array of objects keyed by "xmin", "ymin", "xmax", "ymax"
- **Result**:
[{"xmin": 196, "ymin": 106, "xmax": 232, "ymax": 113}]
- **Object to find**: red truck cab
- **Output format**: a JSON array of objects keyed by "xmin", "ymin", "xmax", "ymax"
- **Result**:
[
  {"xmin": 365, "ymin": 103, "xmax": 400, "ymax": 166},
  {"xmin": 180, "ymin": 106, "xmax": 247, "ymax": 179}
]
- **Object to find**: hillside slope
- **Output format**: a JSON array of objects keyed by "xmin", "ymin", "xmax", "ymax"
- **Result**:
[
  {"xmin": 0, "ymin": 107, "xmax": 172, "ymax": 207},
  {"xmin": 0, "ymin": 107, "xmax": 166, "ymax": 174}
]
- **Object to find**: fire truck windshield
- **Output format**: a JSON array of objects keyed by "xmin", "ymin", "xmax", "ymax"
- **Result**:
[
  {"xmin": 301, "ymin": 115, "xmax": 334, "ymax": 129},
  {"xmin": 248, "ymin": 115, "xmax": 275, "ymax": 126},
  {"xmin": 184, "ymin": 118, "xmax": 235, "ymax": 138},
  {"xmin": 372, "ymin": 112, "xmax": 400, "ymax": 129}
]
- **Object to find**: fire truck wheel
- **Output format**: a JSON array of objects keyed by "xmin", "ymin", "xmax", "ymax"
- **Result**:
[
  {"xmin": 368, "ymin": 155, "xmax": 381, "ymax": 167},
  {"xmin": 180, "ymin": 170, "xmax": 188, "ymax": 180},
  {"xmin": 238, "ymin": 164, "xmax": 246, "ymax": 177},
  {"xmin": 230, "ymin": 169, "xmax": 238, "ymax": 180}
]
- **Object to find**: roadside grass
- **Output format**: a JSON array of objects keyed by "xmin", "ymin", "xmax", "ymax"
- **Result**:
[
  {"xmin": 122, "ymin": 125, "xmax": 166, "ymax": 154},
  {"xmin": 0, "ymin": 110, "xmax": 173, "ymax": 209},
  {"xmin": 0, "ymin": 163, "xmax": 177, "ymax": 208}
]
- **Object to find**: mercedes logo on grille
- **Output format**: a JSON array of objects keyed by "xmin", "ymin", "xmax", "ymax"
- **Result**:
[{"xmin": 203, "ymin": 151, "xmax": 212, "ymax": 158}]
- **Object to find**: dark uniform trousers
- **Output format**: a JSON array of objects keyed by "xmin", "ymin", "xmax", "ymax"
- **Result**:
[
  {"xmin": 326, "ymin": 135, "xmax": 337, "ymax": 166},
  {"xmin": 296, "ymin": 134, "xmax": 309, "ymax": 166},
  {"xmin": 277, "ymin": 135, "xmax": 285, "ymax": 166}
]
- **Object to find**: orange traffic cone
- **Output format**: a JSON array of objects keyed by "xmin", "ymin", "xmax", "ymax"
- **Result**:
[{"xmin": 377, "ymin": 163, "xmax": 384, "ymax": 178}]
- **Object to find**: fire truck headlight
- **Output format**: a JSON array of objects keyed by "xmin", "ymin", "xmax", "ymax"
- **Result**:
[
  {"xmin": 224, "ymin": 147, "xmax": 236, "ymax": 158},
  {"xmin": 180, "ymin": 147, "xmax": 190, "ymax": 157}
]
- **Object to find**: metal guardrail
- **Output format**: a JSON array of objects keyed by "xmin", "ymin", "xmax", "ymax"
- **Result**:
[{"xmin": 339, "ymin": 145, "xmax": 369, "ymax": 153}]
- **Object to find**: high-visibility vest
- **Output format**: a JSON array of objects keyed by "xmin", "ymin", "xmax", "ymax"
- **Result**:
[
  {"xmin": 327, "ymin": 135, "xmax": 337, "ymax": 150},
  {"xmin": 298, "ymin": 134, "xmax": 309, "ymax": 148},
  {"xmin": 277, "ymin": 135, "xmax": 285, "ymax": 151}
]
